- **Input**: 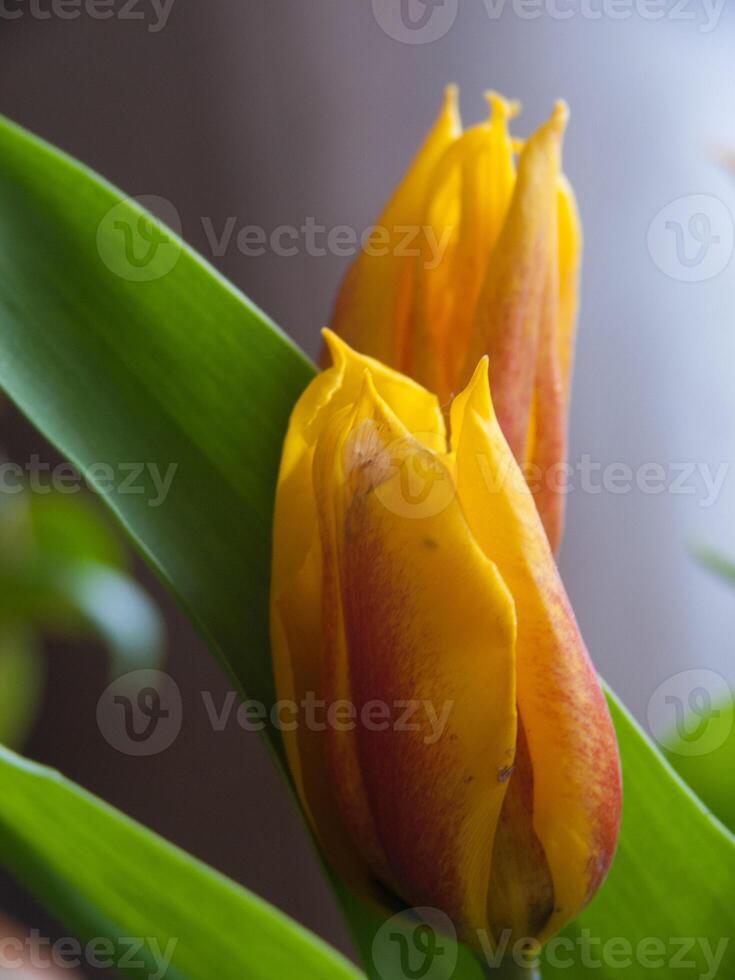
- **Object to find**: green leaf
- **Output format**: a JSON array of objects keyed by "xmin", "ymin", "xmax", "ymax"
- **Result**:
[
  {"xmin": 0, "ymin": 111, "xmax": 312, "ymax": 713},
  {"xmin": 664, "ymin": 693, "xmax": 735, "ymax": 836},
  {"xmin": 0, "ymin": 112, "xmax": 734, "ymax": 979},
  {"xmin": 0, "ymin": 493, "xmax": 164, "ymax": 675},
  {"xmin": 57, "ymin": 560, "xmax": 165, "ymax": 674},
  {"xmin": 0, "ymin": 628, "xmax": 42, "ymax": 747},
  {"xmin": 0, "ymin": 744, "xmax": 362, "ymax": 980},
  {"xmin": 27, "ymin": 492, "xmax": 127, "ymax": 568},
  {"xmin": 693, "ymin": 545, "xmax": 735, "ymax": 586}
]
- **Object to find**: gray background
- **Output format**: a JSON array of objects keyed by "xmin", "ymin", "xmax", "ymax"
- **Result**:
[{"xmin": 1, "ymin": 0, "xmax": 734, "ymax": 955}]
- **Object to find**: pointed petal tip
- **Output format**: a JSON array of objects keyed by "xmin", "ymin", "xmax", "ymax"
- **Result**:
[
  {"xmin": 462, "ymin": 356, "xmax": 494, "ymax": 419},
  {"xmin": 354, "ymin": 366, "xmax": 390, "ymax": 423},
  {"xmin": 485, "ymin": 90, "xmax": 521, "ymax": 122},
  {"xmin": 472, "ymin": 354, "xmax": 490, "ymax": 382},
  {"xmin": 322, "ymin": 327, "xmax": 349, "ymax": 369},
  {"xmin": 442, "ymin": 83, "xmax": 462, "ymax": 131},
  {"xmin": 358, "ymin": 365, "xmax": 378, "ymax": 398},
  {"xmin": 520, "ymin": 99, "xmax": 569, "ymax": 159},
  {"xmin": 550, "ymin": 99, "xmax": 570, "ymax": 134},
  {"xmin": 321, "ymin": 324, "xmax": 337, "ymax": 348}
]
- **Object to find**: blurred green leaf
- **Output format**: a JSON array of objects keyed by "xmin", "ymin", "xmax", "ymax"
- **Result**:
[
  {"xmin": 55, "ymin": 560, "xmax": 164, "ymax": 674},
  {"xmin": 28, "ymin": 492, "xmax": 126, "ymax": 568},
  {"xmin": 693, "ymin": 545, "xmax": 735, "ymax": 585},
  {"xmin": 0, "ymin": 112, "xmax": 734, "ymax": 978},
  {"xmin": 0, "ymin": 493, "xmax": 164, "ymax": 676},
  {"xmin": 0, "ymin": 744, "xmax": 362, "ymax": 980},
  {"xmin": 664, "ymin": 693, "xmax": 735, "ymax": 836},
  {"xmin": 0, "ymin": 628, "xmax": 42, "ymax": 747}
]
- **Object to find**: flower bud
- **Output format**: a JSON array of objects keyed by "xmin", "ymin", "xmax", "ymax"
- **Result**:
[
  {"xmin": 327, "ymin": 89, "xmax": 581, "ymax": 551},
  {"xmin": 271, "ymin": 333, "xmax": 621, "ymax": 949}
]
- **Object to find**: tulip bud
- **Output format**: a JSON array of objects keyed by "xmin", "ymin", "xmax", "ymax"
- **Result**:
[
  {"xmin": 271, "ymin": 333, "xmax": 621, "ymax": 951},
  {"xmin": 327, "ymin": 89, "xmax": 581, "ymax": 552}
]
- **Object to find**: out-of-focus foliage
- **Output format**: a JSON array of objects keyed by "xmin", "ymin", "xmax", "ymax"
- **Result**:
[
  {"xmin": 0, "ymin": 488, "xmax": 163, "ymax": 746},
  {"xmin": 693, "ymin": 545, "xmax": 735, "ymax": 586}
]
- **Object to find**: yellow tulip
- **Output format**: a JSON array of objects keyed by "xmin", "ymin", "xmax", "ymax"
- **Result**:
[
  {"xmin": 270, "ymin": 332, "xmax": 621, "ymax": 949},
  {"xmin": 327, "ymin": 88, "xmax": 581, "ymax": 552}
]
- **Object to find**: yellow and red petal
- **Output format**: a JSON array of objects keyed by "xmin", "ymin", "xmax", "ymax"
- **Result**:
[
  {"xmin": 406, "ymin": 93, "xmax": 518, "ymax": 401},
  {"xmin": 270, "ymin": 334, "xmax": 447, "ymax": 886},
  {"xmin": 462, "ymin": 102, "xmax": 568, "ymax": 462},
  {"xmin": 314, "ymin": 372, "xmax": 518, "ymax": 938},
  {"xmin": 450, "ymin": 360, "xmax": 622, "ymax": 942}
]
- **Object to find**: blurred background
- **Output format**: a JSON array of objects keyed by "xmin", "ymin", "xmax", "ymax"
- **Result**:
[{"xmin": 1, "ymin": 0, "xmax": 734, "ymax": 964}]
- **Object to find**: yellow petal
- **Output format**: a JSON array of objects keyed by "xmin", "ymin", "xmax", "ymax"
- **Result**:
[
  {"xmin": 556, "ymin": 173, "xmax": 582, "ymax": 403},
  {"xmin": 326, "ymin": 86, "xmax": 461, "ymax": 370},
  {"xmin": 312, "ymin": 392, "xmax": 395, "ymax": 887},
  {"xmin": 526, "ymin": 174, "xmax": 581, "ymax": 549},
  {"xmin": 451, "ymin": 360, "xmax": 621, "ymax": 942},
  {"xmin": 462, "ymin": 101, "xmax": 568, "ymax": 463},
  {"xmin": 270, "ymin": 332, "xmax": 446, "ymax": 888},
  {"xmin": 314, "ymin": 370, "xmax": 518, "ymax": 939},
  {"xmin": 407, "ymin": 93, "xmax": 518, "ymax": 401},
  {"xmin": 526, "ymin": 253, "xmax": 566, "ymax": 552}
]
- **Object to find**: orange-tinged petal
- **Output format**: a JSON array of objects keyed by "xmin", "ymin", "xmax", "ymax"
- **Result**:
[
  {"xmin": 326, "ymin": 86, "xmax": 461, "ymax": 370},
  {"xmin": 407, "ymin": 93, "xmax": 518, "ymax": 401},
  {"xmin": 556, "ymin": 173, "xmax": 582, "ymax": 403},
  {"xmin": 312, "ymin": 395, "xmax": 395, "ymax": 888},
  {"xmin": 527, "ymin": 252, "xmax": 566, "ymax": 552},
  {"xmin": 450, "ymin": 360, "xmax": 621, "ymax": 942},
  {"xmin": 462, "ymin": 101, "xmax": 568, "ymax": 464},
  {"xmin": 270, "ymin": 332, "xmax": 446, "ymax": 888},
  {"xmin": 315, "ymin": 371, "xmax": 518, "ymax": 939},
  {"xmin": 526, "ymin": 174, "xmax": 581, "ymax": 550},
  {"xmin": 326, "ymin": 91, "xmax": 582, "ymax": 552}
]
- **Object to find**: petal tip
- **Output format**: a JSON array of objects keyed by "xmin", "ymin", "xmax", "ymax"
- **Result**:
[
  {"xmin": 442, "ymin": 83, "xmax": 462, "ymax": 131},
  {"xmin": 485, "ymin": 90, "xmax": 521, "ymax": 122},
  {"xmin": 354, "ymin": 366, "xmax": 390, "ymax": 423},
  {"xmin": 463, "ymin": 357, "xmax": 494, "ymax": 419},
  {"xmin": 322, "ymin": 327, "xmax": 349, "ymax": 370},
  {"xmin": 550, "ymin": 99, "xmax": 570, "ymax": 134}
]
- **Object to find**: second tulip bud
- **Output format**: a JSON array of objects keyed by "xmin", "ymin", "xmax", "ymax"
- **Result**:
[{"xmin": 327, "ymin": 88, "xmax": 581, "ymax": 552}]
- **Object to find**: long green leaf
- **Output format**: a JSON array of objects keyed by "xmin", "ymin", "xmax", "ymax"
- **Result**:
[
  {"xmin": 0, "ymin": 113, "xmax": 733, "ymax": 979},
  {"xmin": 0, "ymin": 745, "xmax": 361, "ymax": 980},
  {"xmin": 0, "ymin": 111, "xmax": 312, "ymax": 715}
]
